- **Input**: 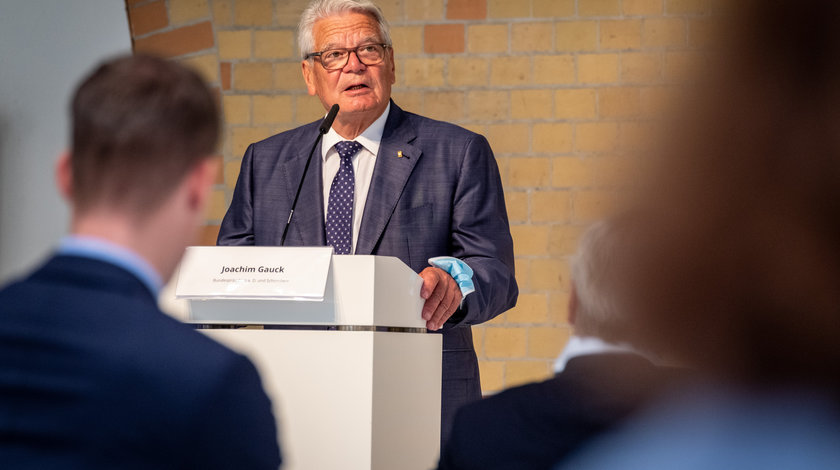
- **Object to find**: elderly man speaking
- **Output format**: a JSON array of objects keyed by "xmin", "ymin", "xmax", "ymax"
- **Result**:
[{"xmin": 218, "ymin": 0, "xmax": 517, "ymax": 442}]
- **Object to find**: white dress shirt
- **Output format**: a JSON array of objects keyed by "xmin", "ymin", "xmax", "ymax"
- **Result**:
[
  {"xmin": 553, "ymin": 335, "xmax": 651, "ymax": 373},
  {"xmin": 320, "ymin": 102, "xmax": 390, "ymax": 254}
]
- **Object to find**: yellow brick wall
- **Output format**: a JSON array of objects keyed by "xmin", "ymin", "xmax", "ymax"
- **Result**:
[{"xmin": 126, "ymin": 0, "xmax": 713, "ymax": 394}]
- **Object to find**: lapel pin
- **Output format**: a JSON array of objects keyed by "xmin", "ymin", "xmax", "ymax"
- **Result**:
[{"xmin": 397, "ymin": 150, "xmax": 403, "ymax": 158}]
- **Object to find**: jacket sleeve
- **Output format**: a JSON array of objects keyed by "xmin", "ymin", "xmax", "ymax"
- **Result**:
[
  {"xmin": 446, "ymin": 134, "xmax": 518, "ymax": 327},
  {"xmin": 217, "ymin": 144, "xmax": 257, "ymax": 246}
]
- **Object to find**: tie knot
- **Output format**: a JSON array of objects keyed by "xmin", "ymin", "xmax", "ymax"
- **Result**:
[{"xmin": 335, "ymin": 141, "xmax": 362, "ymax": 161}]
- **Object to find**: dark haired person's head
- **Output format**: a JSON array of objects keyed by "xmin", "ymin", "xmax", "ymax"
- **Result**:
[
  {"xmin": 69, "ymin": 54, "xmax": 219, "ymax": 216},
  {"xmin": 57, "ymin": 54, "xmax": 220, "ymax": 281}
]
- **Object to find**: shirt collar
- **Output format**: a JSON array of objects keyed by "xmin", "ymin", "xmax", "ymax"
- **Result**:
[
  {"xmin": 552, "ymin": 335, "xmax": 646, "ymax": 374},
  {"xmin": 321, "ymin": 101, "xmax": 390, "ymax": 159},
  {"xmin": 57, "ymin": 235, "xmax": 164, "ymax": 297}
]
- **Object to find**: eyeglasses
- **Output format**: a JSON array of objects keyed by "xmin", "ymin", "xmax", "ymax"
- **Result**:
[{"xmin": 305, "ymin": 43, "xmax": 390, "ymax": 71}]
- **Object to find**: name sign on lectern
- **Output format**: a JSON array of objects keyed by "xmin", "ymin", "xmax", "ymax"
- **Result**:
[{"xmin": 175, "ymin": 246, "xmax": 333, "ymax": 301}]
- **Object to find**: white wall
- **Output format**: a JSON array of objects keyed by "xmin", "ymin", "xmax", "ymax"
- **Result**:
[{"xmin": 0, "ymin": 0, "xmax": 132, "ymax": 282}]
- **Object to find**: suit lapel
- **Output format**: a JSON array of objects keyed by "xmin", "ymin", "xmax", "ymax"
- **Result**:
[
  {"xmin": 283, "ymin": 136, "xmax": 326, "ymax": 246},
  {"xmin": 355, "ymin": 103, "xmax": 421, "ymax": 255}
]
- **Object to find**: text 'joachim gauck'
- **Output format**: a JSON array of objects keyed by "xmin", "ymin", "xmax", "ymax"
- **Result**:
[{"xmin": 219, "ymin": 266, "xmax": 285, "ymax": 275}]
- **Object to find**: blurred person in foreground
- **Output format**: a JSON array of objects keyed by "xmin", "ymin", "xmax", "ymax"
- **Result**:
[
  {"xmin": 556, "ymin": 1, "xmax": 840, "ymax": 469},
  {"xmin": 217, "ymin": 0, "xmax": 517, "ymax": 443},
  {"xmin": 0, "ymin": 55, "xmax": 281, "ymax": 469},
  {"xmin": 438, "ymin": 216, "xmax": 684, "ymax": 470}
]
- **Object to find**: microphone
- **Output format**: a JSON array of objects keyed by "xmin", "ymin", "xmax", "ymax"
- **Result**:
[
  {"xmin": 280, "ymin": 104, "xmax": 339, "ymax": 246},
  {"xmin": 319, "ymin": 103, "xmax": 340, "ymax": 134}
]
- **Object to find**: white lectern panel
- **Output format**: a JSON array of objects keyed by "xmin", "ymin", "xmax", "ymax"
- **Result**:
[{"xmin": 203, "ymin": 329, "xmax": 442, "ymax": 470}]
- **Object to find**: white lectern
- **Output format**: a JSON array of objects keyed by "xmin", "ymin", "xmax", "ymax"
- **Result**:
[{"xmin": 174, "ymin": 247, "xmax": 442, "ymax": 470}]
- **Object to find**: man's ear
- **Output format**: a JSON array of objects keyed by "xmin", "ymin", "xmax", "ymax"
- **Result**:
[
  {"xmin": 302, "ymin": 60, "xmax": 318, "ymax": 96},
  {"xmin": 186, "ymin": 156, "xmax": 220, "ymax": 213},
  {"xmin": 55, "ymin": 151, "xmax": 73, "ymax": 202}
]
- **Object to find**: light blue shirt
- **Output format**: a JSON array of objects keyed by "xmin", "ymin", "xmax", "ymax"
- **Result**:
[{"xmin": 58, "ymin": 236, "xmax": 163, "ymax": 297}]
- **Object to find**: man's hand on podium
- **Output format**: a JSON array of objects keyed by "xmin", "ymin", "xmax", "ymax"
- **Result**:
[{"xmin": 419, "ymin": 267, "xmax": 462, "ymax": 331}]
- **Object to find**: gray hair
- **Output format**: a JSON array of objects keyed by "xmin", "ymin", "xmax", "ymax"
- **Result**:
[
  {"xmin": 298, "ymin": 0, "xmax": 392, "ymax": 60},
  {"xmin": 570, "ymin": 217, "xmax": 639, "ymax": 342}
]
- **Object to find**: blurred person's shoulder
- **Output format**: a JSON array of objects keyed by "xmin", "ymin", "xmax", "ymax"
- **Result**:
[{"xmin": 554, "ymin": 386, "xmax": 840, "ymax": 470}]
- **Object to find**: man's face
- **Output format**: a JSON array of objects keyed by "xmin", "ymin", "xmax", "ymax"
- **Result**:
[{"xmin": 302, "ymin": 12, "xmax": 395, "ymax": 121}]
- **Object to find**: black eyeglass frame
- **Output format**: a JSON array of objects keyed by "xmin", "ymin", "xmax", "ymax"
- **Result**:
[{"xmin": 304, "ymin": 43, "xmax": 391, "ymax": 71}]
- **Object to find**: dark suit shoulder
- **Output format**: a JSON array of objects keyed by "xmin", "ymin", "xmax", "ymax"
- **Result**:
[
  {"xmin": 560, "ymin": 353, "xmax": 680, "ymax": 393},
  {"xmin": 2, "ymin": 256, "xmax": 251, "ymax": 395},
  {"xmin": 390, "ymin": 104, "xmax": 485, "ymax": 146},
  {"xmin": 403, "ymin": 109, "xmax": 479, "ymax": 138},
  {"xmin": 455, "ymin": 353, "xmax": 671, "ymax": 423},
  {"xmin": 3, "ymin": 256, "xmax": 255, "ymax": 394},
  {"xmin": 453, "ymin": 375, "xmax": 567, "ymax": 429},
  {"xmin": 440, "ymin": 354, "xmax": 681, "ymax": 470},
  {"xmin": 250, "ymin": 120, "xmax": 321, "ymax": 155}
]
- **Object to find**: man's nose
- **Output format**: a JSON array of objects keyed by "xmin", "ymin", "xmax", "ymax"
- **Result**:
[{"xmin": 343, "ymin": 50, "xmax": 366, "ymax": 72}]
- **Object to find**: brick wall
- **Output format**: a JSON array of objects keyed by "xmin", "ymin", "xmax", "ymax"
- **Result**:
[{"xmin": 125, "ymin": 0, "xmax": 713, "ymax": 394}]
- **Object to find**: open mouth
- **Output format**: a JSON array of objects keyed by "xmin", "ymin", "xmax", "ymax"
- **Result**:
[{"xmin": 345, "ymin": 84, "xmax": 369, "ymax": 91}]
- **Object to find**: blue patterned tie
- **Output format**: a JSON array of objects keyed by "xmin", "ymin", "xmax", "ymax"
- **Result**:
[{"xmin": 326, "ymin": 141, "xmax": 361, "ymax": 255}]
